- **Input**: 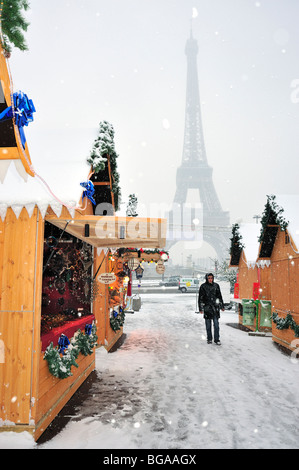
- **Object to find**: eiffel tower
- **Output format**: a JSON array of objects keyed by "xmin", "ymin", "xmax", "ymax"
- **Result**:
[{"xmin": 167, "ymin": 30, "xmax": 230, "ymax": 261}]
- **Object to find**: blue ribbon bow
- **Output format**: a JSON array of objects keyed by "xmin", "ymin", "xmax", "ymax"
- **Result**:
[
  {"xmin": 0, "ymin": 105, "xmax": 13, "ymax": 122},
  {"xmin": 0, "ymin": 91, "xmax": 36, "ymax": 149},
  {"xmin": 58, "ymin": 334, "xmax": 70, "ymax": 355},
  {"xmin": 85, "ymin": 324, "xmax": 93, "ymax": 336},
  {"xmin": 80, "ymin": 181, "xmax": 96, "ymax": 205}
]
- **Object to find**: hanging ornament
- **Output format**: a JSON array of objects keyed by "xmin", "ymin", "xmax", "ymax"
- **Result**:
[
  {"xmin": 156, "ymin": 259, "xmax": 165, "ymax": 274},
  {"xmin": 46, "ymin": 236, "xmax": 58, "ymax": 249},
  {"xmin": 128, "ymin": 258, "xmax": 140, "ymax": 271},
  {"xmin": 54, "ymin": 278, "xmax": 66, "ymax": 292},
  {"xmin": 135, "ymin": 265, "xmax": 144, "ymax": 280}
]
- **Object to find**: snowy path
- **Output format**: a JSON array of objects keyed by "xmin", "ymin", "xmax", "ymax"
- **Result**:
[{"xmin": 2, "ymin": 293, "xmax": 299, "ymax": 449}]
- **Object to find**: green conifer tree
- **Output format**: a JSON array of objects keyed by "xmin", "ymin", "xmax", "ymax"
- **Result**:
[{"xmin": 0, "ymin": 0, "xmax": 30, "ymax": 54}]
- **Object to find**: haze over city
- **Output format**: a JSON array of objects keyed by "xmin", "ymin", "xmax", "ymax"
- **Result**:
[{"xmin": 7, "ymin": 0, "xmax": 299, "ymax": 262}]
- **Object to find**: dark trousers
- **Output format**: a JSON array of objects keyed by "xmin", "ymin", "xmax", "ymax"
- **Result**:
[{"xmin": 205, "ymin": 315, "xmax": 220, "ymax": 342}]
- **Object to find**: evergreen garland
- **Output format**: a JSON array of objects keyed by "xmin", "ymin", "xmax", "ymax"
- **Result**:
[
  {"xmin": 43, "ymin": 324, "xmax": 98, "ymax": 379},
  {"xmin": 87, "ymin": 121, "xmax": 121, "ymax": 211},
  {"xmin": 110, "ymin": 308, "xmax": 125, "ymax": 332},
  {"xmin": 230, "ymin": 223, "xmax": 244, "ymax": 255},
  {"xmin": 258, "ymin": 195, "xmax": 289, "ymax": 242},
  {"xmin": 117, "ymin": 247, "xmax": 169, "ymax": 257},
  {"xmin": 272, "ymin": 312, "xmax": 299, "ymax": 337},
  {"xmin": 75, "ymin": 327, "xmax": 98, "ymax": 356},
  {"xmin": 44, "ymin": 342, "xmax": 79, "ymax": 380},
  {"xmin": 229, "ymin": 223, "xmax": 244, "ymax": 265},
  {"xmin": 1, "ymin": 0, "xmax": 30, "ymax": 54}
]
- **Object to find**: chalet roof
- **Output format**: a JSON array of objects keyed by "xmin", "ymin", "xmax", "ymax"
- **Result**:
[
  {"xmin": 230, "ymin": 223, "xmax": 260, "ymax": 267},
  {"xmin": 0, "ymin": 155, "xmax": 90, "ymax": 220},
  {"xmin": 0, "ymin": 154, "xmax": 167, "ymax": 250},
  {"xmin": 238, "ymin": 223, "xmax": 260, "ymax": 267},
  {"xmin": 258, "ymin": 194, "xmax": 299, "ymax": 257},
  {"xmin": 231, "ymin": 195, "xmax": 299, "ymax": 268}
]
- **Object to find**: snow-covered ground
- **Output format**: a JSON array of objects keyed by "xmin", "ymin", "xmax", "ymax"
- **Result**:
[{"xmin": 1, "ymin": 293, "xmax": 299, "ymax": 449}]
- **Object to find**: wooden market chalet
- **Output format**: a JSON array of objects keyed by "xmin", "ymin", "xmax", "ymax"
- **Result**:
[
  {"xmin": 0, "ymin": 45, "xmax": 167, "ymax": 440},
  {"xmin": 230, "ymin": 194, "xmax": 299, "ymax": 353}
]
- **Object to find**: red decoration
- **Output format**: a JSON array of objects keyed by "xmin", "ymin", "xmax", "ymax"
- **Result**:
[
  {"xmin": 41, "ymin": 314, "xmax": 95, "ymax": 351},
  {"xmin": 234, "ymin": 282, "xmax": 239, "ymax": 299},
  {"xmin": 127, "ymin": 271, "xmax": 132, "ymax": 297},
  {"xmin": 253, "ymin": 282, "xmax": 260, "ymax": 300}
]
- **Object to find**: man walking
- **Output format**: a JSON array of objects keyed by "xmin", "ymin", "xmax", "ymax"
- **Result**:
[{"xmin": 198, "ymin": 273, "xmax": 225, "ymax": 345}]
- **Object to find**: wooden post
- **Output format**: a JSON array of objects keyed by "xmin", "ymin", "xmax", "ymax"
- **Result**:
[
  {"xmin": 107, "ymin": 155, "xmax": 115, "ymax": 210},
  {"xmin": 0, "ymin": 207, "xmax": 44, "ymax": 427}
]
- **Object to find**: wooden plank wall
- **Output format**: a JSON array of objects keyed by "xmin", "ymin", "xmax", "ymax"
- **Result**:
[
  {"xmin": 270, "ymin": 229, "xmax": 299, "ymax": 349},
  {"xmin": 0, "ymin": 207, "xmax": 44, "ymax": 425},
  {"xmin": 238, "ymin": 264, "xmax": 257, "ymax": 301},
  {"xmin": 237, "ymin": 250, "xmax": 271, "ymax": 331},
  {"xmin": 35, "ymin": 350, "xmax": 95, "ymax": 440},
  {"xmin": 93, "ymin": 248, "xmax": 108, "ymax": 347},
  {"xmin": 260, "ymin": 267, "xmax": 271, "ymax": 301},
  {"xmin": 105, "ymin": 252, "xmax": 123, "ymax": 350},
  {"xmin": 93, "ymin": 249, "xmax": 123, "ymax": 351}
]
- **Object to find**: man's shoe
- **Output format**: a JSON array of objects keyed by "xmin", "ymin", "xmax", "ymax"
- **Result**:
[
  {"xmin": 215, "ymin": 341, "xmax": 221, "ymax": 345},
  {"xmin": 207, "ymin": 340, "xmax": 212, "ymax": 344}
]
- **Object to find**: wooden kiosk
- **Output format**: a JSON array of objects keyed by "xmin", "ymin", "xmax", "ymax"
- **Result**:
[
  {"xmin": 0, "ymin": 201, "xmax": 166, "ymax": 440},
  {"xmin": 230, "ymin": 223, "xmax": 272, "ymax": 333},
  {"xmin": 257, "ymin": 195, "xmax": 299, "ymax": 351},
  {"xmin": 0, "ymin": 44, "xmax": 167, "ymax": 440},
  {"xmin": 230, "ymin": 195, "xmax": 299, "ymax": 346}
]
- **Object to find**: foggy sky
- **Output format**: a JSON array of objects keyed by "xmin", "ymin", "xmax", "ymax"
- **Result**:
[{"xmin": 9, "ymin": 0, "xmax": 299, "ymax": 227}]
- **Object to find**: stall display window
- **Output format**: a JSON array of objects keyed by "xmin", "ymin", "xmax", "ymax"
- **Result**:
[{"xmin": 41, "ymin": 222, "xmax": 96, "ymax": 347}]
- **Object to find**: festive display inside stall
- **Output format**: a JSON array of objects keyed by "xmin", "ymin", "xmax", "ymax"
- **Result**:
[
  {"xmin": 41, "ymin": 222, "xmax": 98, "ymax": 352},
  {"xmin": 107, "ymin": 253, "xmax": 127, "ymax": 332},
  {"xmin": 111, "ymin": 247, "xmax": 169, "ymax": 313}
]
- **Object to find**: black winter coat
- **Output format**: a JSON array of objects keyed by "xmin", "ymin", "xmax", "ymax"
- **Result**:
[{"xmin": 198, "ymin": 281, "xmax": 225, "ymax": 319}]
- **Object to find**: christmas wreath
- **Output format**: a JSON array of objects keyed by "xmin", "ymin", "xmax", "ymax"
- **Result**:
[
  {"xmin": 43, "ymin": 323, "xmax": 98, "ymax": 379},
  {"xmin": 110, "ymin": 308, "xmax": 125, "ymax": 332}
]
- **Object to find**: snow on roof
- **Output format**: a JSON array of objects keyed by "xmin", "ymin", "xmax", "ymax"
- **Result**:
[
  {"xmin": 238, "ymin": 223, "xmax": 260, "ymax": 267},
  {"xmin": 275, "ymin": 194, "xmax": 299, "ymax": 252},
  {"xmin": 0, "ymin": 157, "xmax": 90, "ymax": 221}
]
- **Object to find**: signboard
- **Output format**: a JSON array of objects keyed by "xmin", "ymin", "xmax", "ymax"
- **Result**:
[
  {"xmin": 156, "ymin": 260, "xmax": 165, "ymax": 274},
  {"xmin": 242, "ymin": 299, "xmax": 256, "ymax": 326},
  {"xmin": 98, "ymin": 273, "xmax": 116, "ymax": 284},
  {"xmin": 260, "ymin": 300, "xmax": 272, "ymax": 327}
]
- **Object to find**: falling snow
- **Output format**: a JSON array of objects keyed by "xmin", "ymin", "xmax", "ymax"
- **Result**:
[{"xmin": 1, "ymin": 292, "xmax": 299, "ymax": 449}]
